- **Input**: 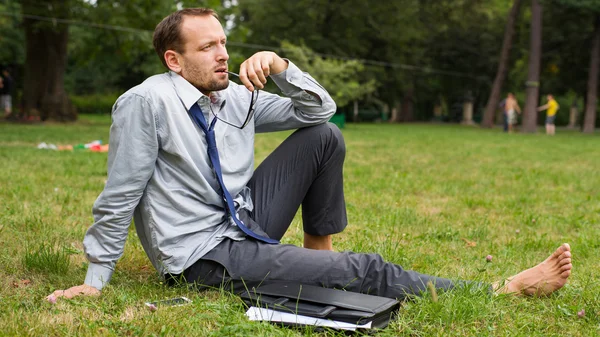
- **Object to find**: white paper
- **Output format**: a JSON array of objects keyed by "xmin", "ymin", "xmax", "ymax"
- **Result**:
[{"xmin": 245, "ymin": 306, "xmax": 372, "ymax": 331}]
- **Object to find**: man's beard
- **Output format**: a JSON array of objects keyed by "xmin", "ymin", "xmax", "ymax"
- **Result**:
[
  {"xmin": 183, "ymin": 64, "xmax": 229, "ymax": 93},
  {"xmin": 198, "ymin": 78, "xmax": 229, "ymax": 92}
]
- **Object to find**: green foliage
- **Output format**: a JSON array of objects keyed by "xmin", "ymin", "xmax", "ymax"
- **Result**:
[
  {"xmin": 551, "ymin": 0, "xmax": 600, "ymax": 11},
  {"xmin": 280, "ymin": 41, "xmax": 376, "ymax": 107},
  {"xmin": 237, "ymin": 0, "xmax": 520, "ymax": 115},
  {"xmin": 0, "ymin": 1, "xmax": 24, "ymax": 66},
  {"xmin": 64, "ymin": 0, "xmax": 175, "ymax": 94},
  {"xmin": 6, "ymin": 0, "xmax": 600, "ymax": 121},
  {"xmin": 70, "ymin": 93, "xmax": 119, "ymax": 114}
]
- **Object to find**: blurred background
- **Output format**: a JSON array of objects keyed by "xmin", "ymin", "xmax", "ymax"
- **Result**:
[{"xmin": 1, "ymin": 0, "xmax": 598, "ymax": 132}]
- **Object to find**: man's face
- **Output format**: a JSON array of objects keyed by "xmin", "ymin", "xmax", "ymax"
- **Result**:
[{"xmin": 177, "ymin": 15, "xmax": 229, "ymax": 95}]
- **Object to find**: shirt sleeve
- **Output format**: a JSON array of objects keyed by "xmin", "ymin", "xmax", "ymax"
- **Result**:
[
  {"xmin": 253, "ymin": 60, "xmax": 337, "ymax": 132},
  {"xmin": 83, "ymin": 93, "xmax": 159, "ymax": 290}
]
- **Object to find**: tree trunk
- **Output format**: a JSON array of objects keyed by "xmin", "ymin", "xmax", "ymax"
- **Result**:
[
  {"xmin": 522, "ymin": 0, "xmax": 542, "ymax": 133},
  {"xmin": 22, "ymin": 0, "xmax": 76, "ymax": 121},
  {"xmin": 583, "ymin": 15, "xmax": 600, "ymax": 134},
  {"xmin": 399, "ymin": 87, "xmax": 414, "ymax": 122},
  {"xmin": 481, "ymin": 0, "xmax": 523, "ymax": 128}
]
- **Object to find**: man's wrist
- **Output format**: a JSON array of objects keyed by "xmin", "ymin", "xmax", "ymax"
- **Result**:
[{"xmin": 270, "ymin": 53, "xmax": 289, "ymax": 75}]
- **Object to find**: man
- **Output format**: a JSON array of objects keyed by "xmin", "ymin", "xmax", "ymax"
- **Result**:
[
  {"xmin": 47, "ymin": 8, "xmax": 572, "ymax": 303},
  {"xmin": 538, "ymin": 94, "xmax": 560, "ymax": 135},
  {"xmin": 0, "ymin": 69, "xmax": 12, "ymax": 118},
  {"xmin": 505, "ymin": 93, "xmax": 521, "ymax": 133}
]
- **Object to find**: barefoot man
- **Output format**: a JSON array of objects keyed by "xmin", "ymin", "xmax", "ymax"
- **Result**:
[{"xmin": 47, "ymin": 8, "xmax": 572, "ymax": 304}]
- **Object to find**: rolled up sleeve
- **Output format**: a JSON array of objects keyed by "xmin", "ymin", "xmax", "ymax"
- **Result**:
[
  {"xmin": 83, "ymin": 93, "xmax": 159, "ymax": 290},
  {"xmin": 254, "ymin": 60, "xmax": 337, "ymax": 132}
]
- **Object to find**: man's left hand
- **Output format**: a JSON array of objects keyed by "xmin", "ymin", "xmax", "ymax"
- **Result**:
[{"xmin": 238, "ymin": 51, "xmax": 288, "ymax": 91}]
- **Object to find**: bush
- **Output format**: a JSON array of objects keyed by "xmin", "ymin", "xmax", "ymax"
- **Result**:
[{"xmin": 70, "ymin": 93, "xmax": 119, "ymax": 115}]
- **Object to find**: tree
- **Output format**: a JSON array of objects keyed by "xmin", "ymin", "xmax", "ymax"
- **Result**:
[
  {"xmin": 20, "ymin": 0, "xmax": 230, "ymax": 120},
  {"xmin": 522, "ymin": 0, "xmax": 543, "ymax": 133},
  {"xmin": 65, "ymin": 0, "xmax": 176, "ymax": 95},
  {"xmin": 583, "ymin": 15, "xmax": 600, "ymax": 133},
  {"xmin": 22, "ymin": 0, "xmax": 76, "ymax": 121},
  {"xmin": 238, "ymin": 0, "xmax": 511, "ymax": 122},
  {"xmin": 548, "ymin": 0, "xmax": 600, "ymax": 132},
  {"xmin": 280, "ymin": 41, "xmax": 376, "ymax": 109},
  {"xmin": 481, "ymin": 0, "xmax": 523, "ymax": 128}
]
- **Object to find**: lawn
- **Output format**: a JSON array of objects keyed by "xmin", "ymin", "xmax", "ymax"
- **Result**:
[{"xmin": 1, "ymin": 115, "xmax": 599, "ymax": 336}]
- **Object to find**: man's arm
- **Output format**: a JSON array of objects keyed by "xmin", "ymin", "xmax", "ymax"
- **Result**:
[
  {"xmin": 47, "ymin": 93, "xmax": 159, "ymax": 301},
  {"xmin": 537, "ymin": 104, "xmax": 549, "ymax": 112},
  {"xmin": 235, "ymin": 51, "xmax": 337, "ymax": 132}
]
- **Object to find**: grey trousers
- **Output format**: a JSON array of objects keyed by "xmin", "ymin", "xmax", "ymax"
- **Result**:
[{"xmin": 176, "ymin": 123, "xmax": 480, "ymax": 300}]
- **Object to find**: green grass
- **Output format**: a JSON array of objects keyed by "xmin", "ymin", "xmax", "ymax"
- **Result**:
[
  {"xmin": 23, "ymin": 242, "xmax": 73, "ymax": 275},
  {"xmin": 1, "ymin": 116, "xmax": 599, "ymax": 336}
]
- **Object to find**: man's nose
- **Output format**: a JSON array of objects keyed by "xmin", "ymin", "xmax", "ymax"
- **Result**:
[{"xmin": 216, "ymin": 44, "xmax": 229, "ymax": 62}]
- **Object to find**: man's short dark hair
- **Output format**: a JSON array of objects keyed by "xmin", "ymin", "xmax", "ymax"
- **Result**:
[{"xmin": 152, "ymin": 8, "xmax": 219, "ymax": 69}]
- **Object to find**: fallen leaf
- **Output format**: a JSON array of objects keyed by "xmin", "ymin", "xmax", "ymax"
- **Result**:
[{"xmin": 461, "ymin": 238, "xmax": 477, "ymax": 247}]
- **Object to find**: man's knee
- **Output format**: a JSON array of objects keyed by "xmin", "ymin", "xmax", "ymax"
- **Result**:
[
  {"xmin": 292, "ymin": 122, "xmax": 346, "ymax": 162},
  {"xmin": 315, "ymin": 122, "xmax": 346, "ymax": 155}
]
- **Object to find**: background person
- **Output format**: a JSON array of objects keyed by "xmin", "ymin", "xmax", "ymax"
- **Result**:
[
  {"xmin": 538, "ymin": 94, "xmax": 560, "ymax": 135},
  {"xmin": 0, "ymin": 69, "xmax": 13, "ymax": 118},
  {"xmin": 505, "ymin": 93, "xmax": 521, "ymax": 133}
]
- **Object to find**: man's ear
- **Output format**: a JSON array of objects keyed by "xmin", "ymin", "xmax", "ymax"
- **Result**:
[{"xmin": 164, "ymin": 50, "xmax": 182, "ymax": 73}]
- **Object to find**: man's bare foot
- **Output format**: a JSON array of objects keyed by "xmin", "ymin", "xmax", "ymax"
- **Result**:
[{"xmin": 493, "ymin": 243, "xmax": 572, "ymax": 296}]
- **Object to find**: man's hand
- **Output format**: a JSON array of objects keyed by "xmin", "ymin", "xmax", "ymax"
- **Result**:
[
  {"xmin": 238, "ymin": 51, "xmax": 288, "ymax": 91},
  {"xmin": 46, "ymin": 284, "xmax": 100, "ymax": 303}
]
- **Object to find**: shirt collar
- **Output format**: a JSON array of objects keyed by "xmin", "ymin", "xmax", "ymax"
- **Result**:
[
  {"xmin": 168, "ymin": 71, "xmax": 227, "ymax": 110},
  {"xmin": 168, "ymin": 71, "xmax": 208, "ymax": 110}
]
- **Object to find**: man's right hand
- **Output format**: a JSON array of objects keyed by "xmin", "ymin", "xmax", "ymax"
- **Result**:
[{"xmin": 46, "ymin": 284, "xmax": 100, "ymax": 302}]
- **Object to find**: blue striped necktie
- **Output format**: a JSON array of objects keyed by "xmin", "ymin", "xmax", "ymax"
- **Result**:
[{"xmin": 189, "ymin": 102, "xmax": 278, "ymax": 244}]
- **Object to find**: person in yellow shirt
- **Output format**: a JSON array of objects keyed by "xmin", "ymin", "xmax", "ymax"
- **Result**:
[{"xmin": 537, "ymin": 94, "xmax": 559, "ymax": 135}]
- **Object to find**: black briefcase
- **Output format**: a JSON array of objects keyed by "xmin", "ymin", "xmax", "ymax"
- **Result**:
[{"xmin": 239, "ymin": 282, "xmax": 400, "ymax": 329}]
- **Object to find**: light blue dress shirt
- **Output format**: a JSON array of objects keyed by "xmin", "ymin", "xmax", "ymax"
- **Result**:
[{"xmin": 83, "ymin": 61, "xmax": 337, "ymax": 290}]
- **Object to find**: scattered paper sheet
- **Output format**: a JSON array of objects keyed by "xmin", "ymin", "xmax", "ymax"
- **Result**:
[{"xmin": 245, "ymin": 306, "xmax": 372, "ymax": 331}]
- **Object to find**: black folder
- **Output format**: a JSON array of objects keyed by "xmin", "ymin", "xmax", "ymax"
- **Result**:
[{"xmin": 240, "ymin": 282, "xmax": 400, "ymax": 329}]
